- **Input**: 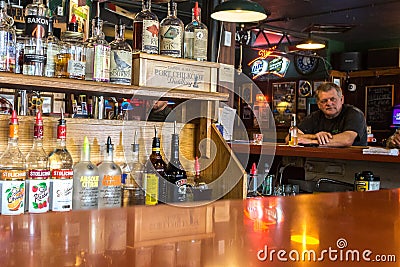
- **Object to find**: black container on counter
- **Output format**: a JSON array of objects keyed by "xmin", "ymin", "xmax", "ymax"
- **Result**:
[{"xmin": 354, "ymin": 171, "xmax": 380, "ymax": 191}]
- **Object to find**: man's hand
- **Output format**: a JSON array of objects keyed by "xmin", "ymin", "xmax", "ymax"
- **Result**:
[
  {"xmin": 388, "ymin": 131, "xmax": 400, "ymax": 148},
  {"xmin": 314, "ymin": 131, "xmax": 333, "ymax": 145}
]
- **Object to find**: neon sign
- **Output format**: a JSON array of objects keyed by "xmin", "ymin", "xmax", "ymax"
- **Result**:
[{"xmin": 248, "ymin": 48, "xmax": 290, "ymax": 79}]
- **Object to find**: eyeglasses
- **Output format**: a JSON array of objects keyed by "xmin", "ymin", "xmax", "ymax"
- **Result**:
[{"xmin": 318, "ymin": 97, "xmax": 339, "ymax": 104}]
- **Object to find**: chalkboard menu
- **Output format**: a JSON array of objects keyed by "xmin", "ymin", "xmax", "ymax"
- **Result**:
[{"xmin": 365, "ymin": 85, "xmax": 394, "ymax": 129}]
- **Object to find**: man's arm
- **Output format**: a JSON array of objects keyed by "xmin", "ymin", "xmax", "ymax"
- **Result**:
[
  {"xmin": 387, "ymin": 130, "xmax": 400, "ymax": 148},
  {"xmin": 296, "ymin": 130, "xmax": 357, "ymax": 147}
]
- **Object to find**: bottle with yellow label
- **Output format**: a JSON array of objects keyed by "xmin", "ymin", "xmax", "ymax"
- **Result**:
[
  {"xmin": 288, "ymin": 114, "xmax": 298, "ymax": 147},
  {"xmin": 0, "ymin": 110, "xmax": 27, "ymax": 215},
  {"xmin": 144, "ymin": 126, "xmax": 166, "ymax": 205},
  {"xmin": 73, "ymin": 136, "xmax": 99, "ymax": 210},
  {"xmin": 98, "ymin": 136, "xmax": 122, "ymax": 208}
]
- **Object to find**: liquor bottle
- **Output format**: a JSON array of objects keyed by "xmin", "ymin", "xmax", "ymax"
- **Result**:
[
  {"xmin": 165, "ymin": 122, "xmax": 188, "ymax": 202},
  {"xmin": 25, "ymin": 111, "xmax": 50, "ymax": 213},
  {"xmin": 247, "ymin": 163, "xmax": 258, "ymax": 198},
  {"xmin": 0, "ymin": 110, "xmax": 26, "ymax": 215},
  {"xmin": 48, "ymin": 110, "xmax": 74, "ymax": 212},
  {"xmin": 184, "ymin": 2, "xmax": 208, "ymax": 61},
  {"xmin": 193, "ymin": 156, "xmax": 202, "ymax": 185},
  {"xmin": 122, "ymin": 131, "xmax": 145, "ymax": 206},
  {"xmin": 143, "ymin": 126, "xmax": 166, "ymax": 205},
  {"xmin": 85, "ymin": 2, "xmax": 111, "ymax": 82},
  {"xmin": 44, "ymin": 16, "xmax": 60, "ymax": 77},
  {"xmin": 288, "ymin": 114, "xmax": 298, "ymax": 147},
  {"xmin": 110, "ymin": 19, "xmax": 132, "ymax": 85},
  {"xmin": 0, "ymin": 0, "xmax": 16, "ymax": 72},
  {"xmin": 133, "ymin": 0, "xmax": 159, "ymax": 54},
  {"xmin": 55, "ymin": 14, "xmax": 86, "ymax": 79},
  {"xmin": 23, "ymin": 0, "xmax": 48, "ymax": 76},
  {"xmin": 261, "ymin": 163, "xmax": 273, "ymax": 196},
  {"xmin": 73, "ymin": 136, "xmax": 99, "ymax": 210},
  {"xmin": 160, "ymin": 0, "xmax": 184, "ymax": 58},
  {"xmin": 98, "ymin": 136, "xmax": 122, "ymax": 208}
]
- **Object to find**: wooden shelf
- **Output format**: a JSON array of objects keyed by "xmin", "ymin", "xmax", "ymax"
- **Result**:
[
  {"xmin": 330, "ymin": 68, "xmax": 400, "ymax": 78},
  {"xmin": 230, "ymin": 142, "xmax": 400, "ymax": 163},
  {"xmin": 0, "ymin": 72, "xmax": 229, "ymax": 101}
]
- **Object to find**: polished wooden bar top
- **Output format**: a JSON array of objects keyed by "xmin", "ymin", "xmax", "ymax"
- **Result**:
[
  {"xmin": 230, "ymin": 142, "xmax": 400, "ymax": 163},
  {"xmin": 0, "ymin": 189, "xmax": 399, "ymax": 266}
]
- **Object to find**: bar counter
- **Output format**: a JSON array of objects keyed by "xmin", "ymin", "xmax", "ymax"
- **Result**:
[
  {"xmin": 230, "ymin": 142, "xmax": 400, "ymax": 163},
  {"xmin": 0, "ymin": 189, "xmax": 399, "ymax": 266}
]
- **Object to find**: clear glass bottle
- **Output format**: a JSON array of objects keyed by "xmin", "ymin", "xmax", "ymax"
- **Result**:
[
  {"xmin": 184, "ymin": 2, "xmax": 208, "ymax": 61},
  {"xmin": 0, "ymin": 0, "xmax": 16, "ymax": 72},
  {"xmin": 23, "ymin": 0, "xmax": 48, "ymax": 76},
  {"xmin": 247, "ymin": 163, "xmax": 259, "ymax": 198},
  {"xmin": 48, "ymin": 111, "xmax": 74, "ymax": 212},
  {"xmin": 110, "ymin": 19, "xmax": 132, "ymax": 85},
  {"xmin": 288, "ymin": 114, "xmax": 298, "ymax": 146},
  {"xmin": 15, "ymin": 29, "xmax": 26, "ymax": 74},
  {"xmin": 44, "ymin": 16, "xmax": 60, "ymax": 77},
  {"xmin": 160, "ymin": 1, "xmax": 184, "ymax": 58},
  {"xmin": 144, "ymin": 126, "xmax": 166, "ymax": 205},
  {"xmin": 98, "ymin": 136, "xmax": 122, "ymax": 208},
  {"xmin": 73, "ymin": 136, "xmax": 99, "ymax": 210},
  {"xmin": 0, "ymin": 110, "xmax": 26, "ymax": 215},
  {"xmin": 165, "ymin": 128, "xmax": 188, "ymax": 202},
  {"xmin": 133, "ymin": 0, "xmax": 159, "ymax": 54},
  {"xmin": 122, "ymin": 131, "xmax": 145, "ymax": 206},
  {"xmin": 85, "ymin": 16, "xmax": 111, "ymax": 82},
  {"xmin": 25, "ymin": 111, "xmax": 50, "ymax": 213},
  {"xmin": 55, "ymin": 14, "xmax": 86, "ymax": 79}
]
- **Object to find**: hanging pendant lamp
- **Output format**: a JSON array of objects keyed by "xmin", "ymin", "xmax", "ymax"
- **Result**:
[
  {"xmin": 211, "ymin": 0, "xmax": 267, "ymax": 23},
  {"xmin": 296, "ymin": 34, "xmax": 326, "ymax": 50}
]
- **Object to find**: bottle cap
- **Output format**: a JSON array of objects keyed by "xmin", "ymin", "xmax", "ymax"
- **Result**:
[
  {"xmin": 194, "ymin": 2, "xmax": 199, "ymax": 17},
  {"xmin": 195, "ymin": 156, "xmax": 200, "ymax": 175},
  {"xmin": 35, "ymin": 110, "xmax": 43, "ymax": 126},
  {"xmin": 106, "ymin": 136, "xmax": 114, "ymax": 153},
  {"xmin": 250, "ymin": 163, "xmax": 257, "ymax": 175},
  {"xmin": 10, "ymin": 110, "xmax": 18, "ymax": 125},
  {"xmin": 68, "ymin": 14, "xmax": 79, "ymax": 32}
]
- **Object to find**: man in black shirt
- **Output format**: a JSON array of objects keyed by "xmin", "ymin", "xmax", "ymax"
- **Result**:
[
  {"xmin": 292, "ymin": 82, "xmax": 367, "ymax": 147},
  {"xmin": 147, "ymin": 100, "xmax": 174, "ymax": 122}
]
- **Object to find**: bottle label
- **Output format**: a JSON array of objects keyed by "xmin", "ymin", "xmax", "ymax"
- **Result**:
[
  {"xmin": 110, "ymin": 50, "xmax": 132, "ymax": 85},
  {"xmin": 9, "ymin": 124, "xmax": 18, "ymax": 139},
  {"xmin": 67, "ymin": 59, "xmax": 86, "ymax": 77},
  {"xmin": 0, "ymin": 30, "xmax": 16, "ymax": 72},
  {"xmin": 144, "ymin": 173, "xmax": 158, "ymax": 205},
  {"xmin": 85, "ymin": 47, "xmax": 94, "ymax": 80},
  {"xmin": 99, "ymin": 175, "xmax": 122, "ymax": 208},
  {"xmin": 50, "ymin": 177, "xmax": 73, "ymax": 211},
  {"xmin": 26, "ymin": 178, "xmax": 50, "ymax": 213},
  {"xmin": 57, "ymin": 125, "xmax": 66, "ymax": 140},
  {"xmin": 45, "ymin": 43, "xmax": 60, "ymax": 77},
  {"xmin": 0, "ymin": 180, "xmax": 25, "ymax": 215},
  {"xmin": 75, "ymin": 175, "xmax": 99, "ymax": 209},
  {"xmin": 160, "ymin": 25, "xmax": 183, "ymax": 57},
  {"xmin": 93, "ymin": 44, "xmax": 111, "ymax": 82},
  {"xmin": 1, "ymin": 169, "xmax": 26, "ymax": 180},
  {"xmin": 142, "ymin": 20, "xmax": 159, "ymax": 54},
  {"xmin": 152, "ymin": 147, "xmax": 160, "ymax": 152},
  {"xmin": 193, "ymin": 29, "xmax": 207, "ymax": 60},
  {"xmin": 25, "ymin": 15, "xmax": 49, "ymax": 38},
  {"xmin": 34, "ymin": 124, "xmax": 43, "ymax": 139},
  {"xmin": 51, "ymin": 168, "xmax": 73, "ymax": 179}
]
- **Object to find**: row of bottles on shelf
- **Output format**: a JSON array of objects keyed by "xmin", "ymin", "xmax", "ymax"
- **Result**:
[
  {"xmin": 0, "ymin": 0, "xmax": 208, "ymax": 84},
  {"xmin": 0, "ymin": 111, "xmax": 208, "ymax": 215}
]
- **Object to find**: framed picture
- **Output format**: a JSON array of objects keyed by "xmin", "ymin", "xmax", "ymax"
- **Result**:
[
  {"xmin": 313, "ymin": 81, "xmax": 325, "ymax": 95},
  {"xmin": 298, "ymin": 97, "xmax": 306, "ymax": 109},
  {"xmin": 240, "ymin": 83, "xmax": 253, "ymax": 104},
  {"xmin": 0, "ymin": 92, "xmax": 14, "ymax": 114},
  {"xmin": 29, "ymin": 94, "xmax": 53, "ymax": 115},
  {"xmin": 365, "ymin": 85, "xmax": 394, "ymax": 130},
  {"xmin": 332, "ymin": 77, "xmax": 341, "ymax": 87}
]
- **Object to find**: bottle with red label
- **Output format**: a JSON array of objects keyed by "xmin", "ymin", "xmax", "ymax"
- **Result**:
[
  {"xmin": 25, "ymin": 111, "xmax": 50, "ymax": 213},
  {"xmin": 48, "ymin": 109, "xmax": 73, "ymax": 211},
  {"xmin": 98, "ymin": 136, "xmax": 122, "ymax": 208},
  {"xmin": 0, "ymin": 110, "xmax": 26, "ymax": 215}
]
